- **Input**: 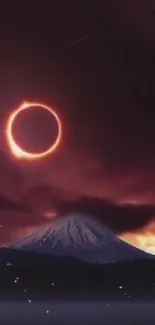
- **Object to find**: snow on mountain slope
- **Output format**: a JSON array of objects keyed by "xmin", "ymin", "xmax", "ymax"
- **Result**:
[{"xmin": 11, "ymin": 213, "xmax": 151, "ymax": 264}]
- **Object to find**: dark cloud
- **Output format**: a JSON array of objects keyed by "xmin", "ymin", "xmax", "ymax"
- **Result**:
[
  {"xmin": 54, "ymin": 196, "xmax": 155, "ymax": 233},
  {"xmin": 20, "ymin": 184, "xmax": 78, "ymax": 213},
  {"xmin": 0, "ymin": 196, "xmax": 28, "ymax": 212},
  {"xmin": 20, "ymin": 184, "xmax": 155, "ymax": 234}
]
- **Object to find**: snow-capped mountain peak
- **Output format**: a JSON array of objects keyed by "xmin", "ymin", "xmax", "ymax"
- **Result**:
[
  {"xmin": 12, "ymin": 213, "xmax": 114, "ymax": 249},
  {"xmin": 11, "ymin": 213, "xmax": 151, "ymax": 264}
]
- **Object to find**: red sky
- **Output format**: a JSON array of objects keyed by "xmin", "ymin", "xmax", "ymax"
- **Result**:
[{"xmin": 0, "ymin": 0, "xmax": 155, "ymax": 253}]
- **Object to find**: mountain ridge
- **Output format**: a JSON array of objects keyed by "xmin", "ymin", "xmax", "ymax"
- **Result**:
[{"xmin": 10, "ymin": 213, "xmax": 152, "ymax": 264}]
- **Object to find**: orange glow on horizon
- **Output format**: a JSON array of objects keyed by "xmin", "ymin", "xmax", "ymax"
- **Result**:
[
  {"xmin": 5, "ymin": 101, "xmax": 62, "ymax": 160},
  {"xmin": 119, "ymin": 220, "xmax": 155, "ymax": 255}
]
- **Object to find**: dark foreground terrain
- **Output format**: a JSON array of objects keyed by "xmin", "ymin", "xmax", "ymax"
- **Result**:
[
  {"xmin": 0, "ymin": 248, "xmax": 155, "ymax": 302},
  {"xmin": 1, "ymin": 248, "xmax": 155, "ymax": 324}
]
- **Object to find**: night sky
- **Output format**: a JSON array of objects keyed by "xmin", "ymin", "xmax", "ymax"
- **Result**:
[{"xmin": 0, "ymin": 0, "xmax": 155, "ymax": 253}]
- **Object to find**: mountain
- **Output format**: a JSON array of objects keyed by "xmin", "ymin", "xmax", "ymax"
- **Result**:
[{"xmin": 11, "ymin": 213, "xmax": 151, "ymax": 264}]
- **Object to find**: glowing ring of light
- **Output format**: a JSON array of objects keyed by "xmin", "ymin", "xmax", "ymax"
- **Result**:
[{"xmin": 6, "ymin": 101, "xmax": 62, "ymax": 160}]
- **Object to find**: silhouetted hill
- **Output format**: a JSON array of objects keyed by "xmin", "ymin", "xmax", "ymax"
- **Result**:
[{"xmin": 0, "ymin": 247, "xmax": 155, "ymax": 301}]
